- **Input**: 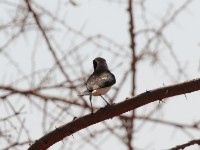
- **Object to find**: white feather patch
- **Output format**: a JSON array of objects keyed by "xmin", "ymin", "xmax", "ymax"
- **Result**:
[{"xmin": 92, "ymin": 87, "xmax": 111, "ymax": 96}]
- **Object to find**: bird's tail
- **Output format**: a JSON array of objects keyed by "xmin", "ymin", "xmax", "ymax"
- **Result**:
[{"xmin": 78, "ymin": 90, "xmax": 91, "ymax": 96}]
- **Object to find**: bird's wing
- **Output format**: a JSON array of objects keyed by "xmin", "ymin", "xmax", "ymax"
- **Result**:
[
  {"xmin": 98, "ymin": 73, "xmax": 116, "ymax": 88},
  {"xmin": 86, "ymin": 71, "xmax": 116, "ymax": 91}
]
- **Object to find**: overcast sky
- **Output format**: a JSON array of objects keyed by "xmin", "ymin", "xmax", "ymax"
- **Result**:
[{"xmin": 1, "ymin": 0, "xmax": 200, "ymax": 149}]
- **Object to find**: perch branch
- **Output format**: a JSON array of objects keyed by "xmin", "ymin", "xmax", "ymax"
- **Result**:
[{"xmin": 28, "ymin": 78, "xmax": 200, "ymax": 150}]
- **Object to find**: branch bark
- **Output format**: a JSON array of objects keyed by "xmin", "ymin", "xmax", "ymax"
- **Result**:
[
  {"xmin": 28, "ymin": 78, "xmax": 200, "ymax": 150},
  {"xmin": 169, "ymin": 139, "xmax": 200, "ymax": 150}
]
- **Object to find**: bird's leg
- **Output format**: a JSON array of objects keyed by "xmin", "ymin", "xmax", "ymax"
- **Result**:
[
  {"xmin": 89, "ymin": 94, "xmax": 93, "ymax": 113},
  {"xmin": 100, "ymin": 95, "xmax": 110, "ymax": 105}
]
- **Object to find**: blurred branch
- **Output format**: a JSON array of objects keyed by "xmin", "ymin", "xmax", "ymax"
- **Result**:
[
  {"xmin": 2, "ymin": 141, "xmax": 31, "ymax": 150},
  {"xmin": 0, "ymin": 111, "xmax": 22, "ymax": 122},
  {"xmin": 126, "ymin": 0, "xmax": 136, "ymax": 149},
  {"xmin": 24, "ymin": 0, "xmax": 70, "ymax": 81},
  {"xmin": 138, "ymin": 0, "xmax": 193, "ymax": 59},
  {"xmin": 28, "ymin": 77, "xmax": 200, "ymax": 150},
  {"xmin": 0, "ymin": 85, "xmax": 88, "ymax": 108},
  {"xmin": 135, "ymin": 116, "xmax": 200, "ymax": 130}
]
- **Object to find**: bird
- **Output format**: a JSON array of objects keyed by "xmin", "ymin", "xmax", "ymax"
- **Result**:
[{"xmin": 79, "ymin": 57, "xmax": 116, "ymax": 113}]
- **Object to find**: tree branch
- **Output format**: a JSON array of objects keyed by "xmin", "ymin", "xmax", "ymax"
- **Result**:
[
  {"xmin": 169, "ymin": 139, "xmax": 200, "ymax": 150},
  {"xmin": 24, "ymin": 0, "xmax": 70, "ymax": 80},
  {"xmin": 127, "ymin": 0, "xmax": 136, "ymax": 149},
  {"xmin": 28, "ymin": 78, "xmax": 200, "ymax": 150}
]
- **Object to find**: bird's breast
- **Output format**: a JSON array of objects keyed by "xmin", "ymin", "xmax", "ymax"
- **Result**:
[{"xmin": 92, "ymin": 87, "xmax": 111, "ymax": 96}]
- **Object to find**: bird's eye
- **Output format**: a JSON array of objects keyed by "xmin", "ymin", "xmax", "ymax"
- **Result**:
[{"xmin": 93, "ymin": 60, "xmax": 97, "ymax": 70}]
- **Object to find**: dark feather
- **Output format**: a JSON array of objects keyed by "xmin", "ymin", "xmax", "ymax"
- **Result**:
[{"xmin": 86, "ymin": 70, "xmax": 116, "ymax": 91}]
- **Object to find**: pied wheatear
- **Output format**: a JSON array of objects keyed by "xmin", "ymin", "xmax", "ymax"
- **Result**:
[{"xmin": 80, "ymin": 57, "xmax": 116, "ymax": 113}]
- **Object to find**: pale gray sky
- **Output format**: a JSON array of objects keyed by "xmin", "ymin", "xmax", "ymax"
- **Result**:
[{"xmin": 0, "ymin": 0, "xmax": 200, "ymax": 149}]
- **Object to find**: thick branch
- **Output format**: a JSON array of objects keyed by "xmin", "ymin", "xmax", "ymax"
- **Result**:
[
  {"xmin": 28, "ymin": 78, "xmax": 200, "ymax": 150},
  {"xmin": 169, "ymin": 139, "xmax": 200, "ymax": 150}
]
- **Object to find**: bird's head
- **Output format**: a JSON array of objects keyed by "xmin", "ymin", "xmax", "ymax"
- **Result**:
[{"xmin": 93, "ymin": 57, "xmax": 108, "ymax": 71}]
